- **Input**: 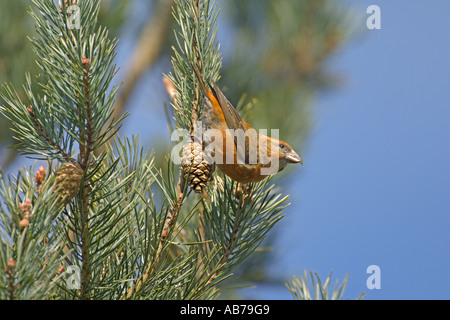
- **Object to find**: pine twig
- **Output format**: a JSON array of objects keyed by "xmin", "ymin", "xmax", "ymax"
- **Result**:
[
  {"xmin": 6, "ymin": 258, "xmax": 16, "ymax": 300},
  {"xmin": 191, "ymin": 0, "xmax": 201, "ymax": 128},
  {"xmin": 26, "ymin": 105, "xmax": 76, "ymax": 164},
  {"xmin": 156, "ymin": 0, "xmax": 203, "ymax": 268},
  {"xmin": 124, "ymin": 1, "xmax": 203, "ymax": 298},
  {"xmin": 123, "ymin": 156, "xmax": 186, "ymax": 299},
  {"xmin": 158, "ymin": 170, "xmax": 186, "ymax": 252},
  {"xmin": 80, "ymin": 56, "xmax": 93, "ymax": 169},
  {"xmin": 79, "ymin": 56, "xmax": 93, "ymax": 300},
  {"xmin": 203, "ymin": 185, "xmax": 248, "ymax": 288}
]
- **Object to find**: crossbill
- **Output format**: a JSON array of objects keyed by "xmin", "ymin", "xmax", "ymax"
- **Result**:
[{"xmin": 190, "ymin": 66, "xmax": 302, "ymax": 184}]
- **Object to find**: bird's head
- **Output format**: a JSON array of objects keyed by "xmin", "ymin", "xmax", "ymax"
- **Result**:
[
  {"xmin": 259, "ymin": 137, "xmax": 302, "ymax": 174},
  {"xmin": 276, "ymin": 139, "xmax": 303, "ymax": 171}
]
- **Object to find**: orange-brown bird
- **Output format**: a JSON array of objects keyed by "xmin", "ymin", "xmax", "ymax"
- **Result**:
[{"xmin": 191, "ymin": 65, "xmax": 302, "ymax": 183}]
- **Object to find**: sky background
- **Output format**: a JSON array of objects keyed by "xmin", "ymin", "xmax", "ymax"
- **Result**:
[
  {"xmin": 242, "ymin": 1, "xmax": 450, "ymax": 299},
  {"xmin": 6, "ymin": 0, "xmax": 448, "ymax": 300},
  {"xmin": 115, "ymin": 1, "xmax": 450, "ymax": 299}
]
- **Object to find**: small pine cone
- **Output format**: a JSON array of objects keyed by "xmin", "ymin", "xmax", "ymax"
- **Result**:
[
  {"xmin": 35, "ymin": 166, "xmax": 46, "ymax": 185},
  {"xmin": 81, "ymin": 56, "xmax": 91, "ymax": 68},
  {"xmin": 57, "ymin": 265, "xmax": 65, "ymax": 275},
  {"xmin": 19, "ymin": 218, "xmax": 29, "ymax": 230},
  {"xmin": 59, "ymin": 0, "xmax": 76, "ymax": 11},
  {"xmin": 55, "ymin": 162, "xmax": 83, "ymax": 199},
  {"xmin": 6, "ymin": 258, "xmax": 16, "ymax": 271},
  {"xmin": 19, "ymin": 199, "xmax": 32, "ymax": 220},
  {"xmin": 181, "ymin": 141, "xmax": 213, "ymax": 194},
  {"xmin": 35, "ymin": 166, "xmax": 47, "ymax": 194}
]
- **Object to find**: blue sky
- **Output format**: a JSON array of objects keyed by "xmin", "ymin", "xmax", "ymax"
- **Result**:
[{"xmin": 242, "ymin": 1, "xmax": 450, "ymax": 299}]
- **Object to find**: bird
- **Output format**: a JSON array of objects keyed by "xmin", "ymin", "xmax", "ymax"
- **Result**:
[{"xmin": 190, "ymin": 65, "xmax": 302, "ymax": 184}]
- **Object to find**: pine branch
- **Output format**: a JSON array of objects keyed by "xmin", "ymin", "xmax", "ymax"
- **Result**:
[
  {"xmin": 78, "ymin": 56, "xmax": 93, "ymax": 298},
  {"xmin": 0, "ymin": 0, "xmax": 130, "ymax": 300},
  {"xmin": 26, "ymin": 104, "xmax": 76, "ymax": 164},
  {"xmin": 286, "ymin": 271, "xmax": 366, "ymax": 300},
  {"xmin": 168, "ymin": 0, "xmax": 221, "ymax": 130},
  {"xmin": 124, "ymin": 0, "xmax": 221, "ymax": 298},
  {"xmin": 122, "ymin": 168, "xmax": 185, "ymax": 299},
  {"xmin": 80, "ymin": 56, "xmax": 93, "ymax": 170},
  {"xmin": 197, "ymin": 177, "xmax": 287, "ymax": 285},
  {"xmin": 0, "ymin": 166, "xmax": 67, "ymax": 300},
  {"xmin": 123, "ymin": 0, "xmax": 215, "ymax": 298},
  {"xmin": 158, "ymin": 170, "xmax": 186, "ymax": 251},
  {"xmin": 161, "ymin": 0, "xmax": 221, "ymax": 247}
]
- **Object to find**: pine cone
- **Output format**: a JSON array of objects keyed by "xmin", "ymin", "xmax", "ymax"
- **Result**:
[
  {"xmin": 181, "ymin": 141, "xmax": 213, "ymax": 194},
  {"xmin": 19, "ymin": 219, "xmax": 30, "ymax": 230},
  {"xmin": 6, "ymin": 258, "xmax": 16, "ymax": 272},
  {"xmin": 59, "ymin": 0, "xmax": 76, "ymax": 11},
  {"xmin": 35, "ymin": 166, "xmax": 46, "ymax": 194},
  {"xmin": 55, "ymin": 162, "xmax": 83, "ymax": 199},
  {"xmin": 18, "ymin": 199, "xmax": 32, "ymax": 230}
]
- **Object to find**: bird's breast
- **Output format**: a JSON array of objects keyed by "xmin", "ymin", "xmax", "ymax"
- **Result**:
[{"xmin": 217, "ymin": 163, "xmax": 266, "ymax": 183}]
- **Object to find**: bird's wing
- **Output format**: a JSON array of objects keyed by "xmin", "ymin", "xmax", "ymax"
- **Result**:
[
  {"xmin": 211, "ymin": 81, "xmax": 258, "ymax": 164},
  {"xmin": 190, "ymin": 62, "xmax": 244, "ymax": 130},
  {"xmin": 211, "ymin": 81, "xmax": 246, "ymax": 131},
  {"xmin": 190, "ymin": 63, "xmax": 254, "ymax": 163}
]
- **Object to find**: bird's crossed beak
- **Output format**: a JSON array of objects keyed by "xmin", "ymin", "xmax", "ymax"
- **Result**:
[{"xmin": 285, "ymin": 151, "xmax": 303, "ymax": 165}]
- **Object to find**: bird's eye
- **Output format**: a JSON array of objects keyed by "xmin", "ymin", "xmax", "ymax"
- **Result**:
[{"xmin": 279, "ymin": 143, "xmax": 285, "ymax": 149}]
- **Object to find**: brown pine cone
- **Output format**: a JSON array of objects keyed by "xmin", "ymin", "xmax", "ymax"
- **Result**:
[
  {"xmin": 181, "ymin": 141, "xmax": 213, "ymax": 194},
  {"xmin": 55, "ymin": 162, "xmax": 83, "ymax": 199}
]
